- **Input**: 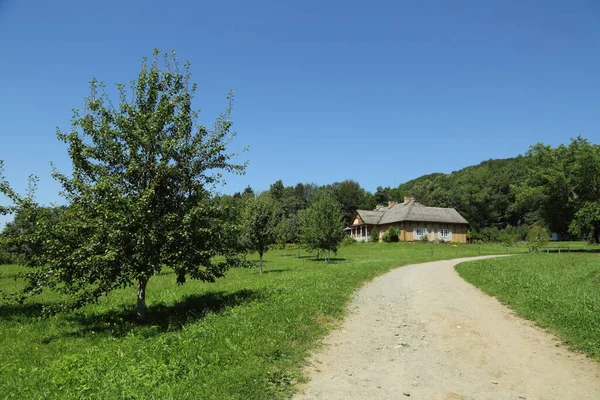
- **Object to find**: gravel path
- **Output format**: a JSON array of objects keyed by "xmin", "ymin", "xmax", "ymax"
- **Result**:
[{"xmin": 295, "ymin": 256, "xmax": 600, "ymax": 400}]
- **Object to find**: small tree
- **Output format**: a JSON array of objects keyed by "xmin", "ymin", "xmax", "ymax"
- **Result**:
[
  {"xmin": 369, "ymin": 228, "xmax": 380, "ymax": 243},
  {"xmin": 299, "ymin": 192, "xmax": 345, "ymax": 262},
  {"xmin": 275, "ymin": 214, "xmax": 300, "ymax": 255},
  {"xmin": 243, "ymin": 195, "xmax": 279, "ymax": 273},
  {"xmin": 0, "ymin": 50, "xmax": 245, "ymax": 322},
  {"xmin": 527, "ymin": 224, "xmax": 550, "ymax": 252}
]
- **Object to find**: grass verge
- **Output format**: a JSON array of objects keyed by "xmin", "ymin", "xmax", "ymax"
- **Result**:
[
  {"xmin": 1, "ymin": 242, "xmax": 525, "ymax": 399},
  {"xmin": 455, "ymin": 253, "xmax": 600, "ymax": 361}
]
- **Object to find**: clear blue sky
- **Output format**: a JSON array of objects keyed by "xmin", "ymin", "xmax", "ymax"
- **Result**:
[{"xmin": 1, "ymin": 0, "xmax": 599, "ymax": 223}]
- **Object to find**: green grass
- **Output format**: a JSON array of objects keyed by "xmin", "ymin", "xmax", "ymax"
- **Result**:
[
  {"xmin": 0, "ymin": 242, "xmax": 526, "ymax": 399},
  {"xmin": 456, "ymin": 252, "xmax": 600, "ymax": 361}
]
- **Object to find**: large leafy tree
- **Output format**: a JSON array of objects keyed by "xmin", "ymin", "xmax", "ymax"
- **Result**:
[
  {"xmin": 243, "ymin": 194, "xmax": 280, "ymax": 273},
  {"xmin": 0, "ymin": 50, "xmax": 245, "ymax": 321},
  {"xmin": 331, "ymin": 179, "xmax": 376, "ymax": 225},
  {"xmin": 299, "ymin": 191, "xmax": 345, "ymax": 262}
]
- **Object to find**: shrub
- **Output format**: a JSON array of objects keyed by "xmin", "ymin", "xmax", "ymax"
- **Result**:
[
  {"xmin": 0, "ymin": 251, "xmax": 15, "ymax": 265},
  {"xmin": 499, "ymin": 225, "xmax": 527, "ymax": 247},
  {"xmin": 341, "ymin": 235, "xmax": 356, "ymax": 246},
  {"xmin": 527, "ymin": 224, "xmax": 550, "ymax": 252},
  {"xmin": 383, "ymin": 227, "xmax": 399, "ymax": 243},
  {"xmin": 481, "ymin": 226, "xmax": 501, "ymax": 243},
  {"xmin": 369, "ymin": 228, "xmax": 380, "ymax": 243}
]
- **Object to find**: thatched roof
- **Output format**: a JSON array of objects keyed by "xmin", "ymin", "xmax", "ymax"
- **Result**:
[{"xmin": 352, "ymin": 200, "xmax": 468, "ymax": 226}]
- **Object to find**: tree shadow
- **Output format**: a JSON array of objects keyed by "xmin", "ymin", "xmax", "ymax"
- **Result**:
[
  {"xmin": 260, "ymin": 269, "xmax": 289, "ymax": 274},
  {"xmin": 41, "ymin": 289, "xmax": 265, "ymax": 342},
  {"xmin": 307, "ymin": 257, "xmax": 347, "ymax": 263},
  {"xmin": 0, "ymin": 302, "xmax": 47, "ymax": 319}
]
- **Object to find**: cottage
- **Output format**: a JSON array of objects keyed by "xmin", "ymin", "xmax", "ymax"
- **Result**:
[{"xmin": 347, "ymin": 197, "xmax": 468, "ymax": 243}]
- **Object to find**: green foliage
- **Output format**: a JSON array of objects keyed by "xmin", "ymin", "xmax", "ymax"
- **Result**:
[
  {"xmin": 275, "ymin": 214, "xmax": 301, "ymax": 247},
  {"xmin": 244, "ymin": 195, "xmax": 280, "ymax": 272},
  {"xmin": 513, "ymin": 137, "xmax": 600, "ymax": 236},
  {"xmin": 389, "ymin": 158, "xmax": 530, "ymax": 231},
  {"xmin": 0, "ymin": 204, "xmax": 65, "ymax": 264},
  {"xmin": 382, "ymin": 227, "xmax": 399, "ymax": 243},
  {"xmin": 267, "ymin": 180, "xmax": 308, "ymax": 218},
  {"xmin": 498, "ymin": 225, "xmax": 527, "ymax": 247},
  {"xmin": 340, "ymin": 235, "xmax": 356, "ymax": 246},
  {"xmin": 527, "ymin": 224, "xmax": 550, "ymax": 251},
  {"xmin": 369, "ymin": 228, "xmax": 380, "ymax": 243},
  {"xmin": 0, "ymin": 50, "xmax": 245, "ymax": 321},
  {"xmin": 330, "ymin": 179, "xmax": 376, "ymax": 225},
  {"xmin": 299, "ymin": 192, "xmax": 345, "ymax": 261},
  {"xmin": 0, "ymin": 251, "xmax": 15, "ymax": 265},
  {"xmin": 456, "ymin": 254, "xmax": 600, "ymax": 361},
  {"xmin": 469, "ymin": 225, "xmax": 530, "ymax": 245},
  {"xmin": 570, "ymin": 202, "xmax": 600, "ymax": 243}
]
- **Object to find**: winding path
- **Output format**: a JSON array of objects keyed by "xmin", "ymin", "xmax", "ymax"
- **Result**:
[{"xmin": 295, "ymin": 256, "xmax": 600, "ymax": 400}]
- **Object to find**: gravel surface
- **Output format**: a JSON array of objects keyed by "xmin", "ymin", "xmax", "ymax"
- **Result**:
[{"xmin": 295, "ymin": 256, "xmax": 600, "ymax": 400}]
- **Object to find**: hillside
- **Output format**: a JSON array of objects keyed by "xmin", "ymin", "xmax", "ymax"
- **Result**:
[{"xmin": 376, "ymin": 156, "xmax": 532, "ymax": 230}]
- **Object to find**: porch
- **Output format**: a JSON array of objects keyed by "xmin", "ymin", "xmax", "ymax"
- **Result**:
[{"xmin": 345, "ymin": 225, "xmax": 370, "ymax": 242}]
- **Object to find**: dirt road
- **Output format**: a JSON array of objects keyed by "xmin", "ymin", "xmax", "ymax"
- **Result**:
[{"xmin": 295, "ymin": 256, "xmax": 600, "ymax": 400}]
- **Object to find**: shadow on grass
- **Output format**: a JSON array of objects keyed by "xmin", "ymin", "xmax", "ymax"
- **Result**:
[
  {"xmin": 37, "ymin": 289, "xmax": 266, "ymax": 342},
  {"xmin": 260, "ymin": 269, "xmax": 289, "ymax": 274},
  {"xmin": 307, "ymin": 257, "xmax": 347, "ymax": 263},
  {"xmin": 0, "ymin": 302, "xmax": 47, "ymax": 319}
]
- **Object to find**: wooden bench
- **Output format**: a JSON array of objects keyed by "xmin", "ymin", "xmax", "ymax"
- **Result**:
[{"xmin": 540, "ymin": 245, "xmax": 570, "ymax": 254}]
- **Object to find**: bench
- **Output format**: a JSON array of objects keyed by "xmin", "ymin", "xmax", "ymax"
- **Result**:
[{"xmin": 540, "ymin": 245, "xmax": 570, "ymax": 254}]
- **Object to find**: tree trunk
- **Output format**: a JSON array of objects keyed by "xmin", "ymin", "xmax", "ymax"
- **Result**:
[
  {"xmin": 259, "ymin": 256, "xmax": 263, "ymax": 274},
  {"xmin": 327, "ymin": 249, "xmax": 331, "ymax": 263},
  {"xmin": 137, "ymin": 277, "xmax": 148, "ymax": 323},
  {"xmin": 297, "ymin": 246, "xmax": 300, "ymax": 258}
]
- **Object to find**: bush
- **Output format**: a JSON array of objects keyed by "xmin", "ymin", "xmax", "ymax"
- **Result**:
[
  {"xmin": 469, "ymin": 225, "xmax": 528, "ymax": 245},
  {"xmin": 499, "ymin": 225, "xmax": 528, "ymax": 247},
  {"xmin": 341, "ymin": 235, "xmax": 356, "ymax": 246},
  {"xmin": 467, "ymin": 229, "xmax": 484, "ymax": 243},
  {"xmin": 369, "ymin": 229, "xmax": 380, "ymax": 243},
  {"xmin": 481, "ymin": 226, "xmax": 501, "ymax": 243},
  {"xmin": 383, "ymin": 227, "xmax": 399, "ymax": 243},
  {"xmin": 0, "ymin": 251, "xmax": 15, "ymax": 265},
  {"xmin": 527, "ymin": 224, "xmax": 550, "ymax": 252}
]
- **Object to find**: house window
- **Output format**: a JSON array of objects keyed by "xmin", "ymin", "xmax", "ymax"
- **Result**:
[
  {"xmin": 439, "ymin": 229, "xmax": 452, "ymax": 241},
  {"xmin": 414, "ymin": 228, "xmax": 426, "ymax": 239}
]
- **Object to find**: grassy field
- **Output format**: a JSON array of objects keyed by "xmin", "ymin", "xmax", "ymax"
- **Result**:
[
  {"xmin": 456, "ymin": 251, "xmax": 600, "ymax": 361},
  {"xmin": 0, "ymin": 242, "xmax": 525, "ymax": 399}
]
